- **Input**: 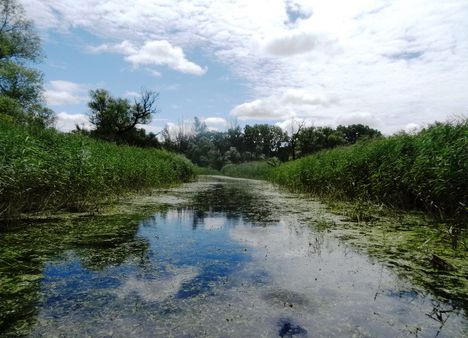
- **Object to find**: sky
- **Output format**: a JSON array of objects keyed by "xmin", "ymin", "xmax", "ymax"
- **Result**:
[{"xmin": 21, "ymin": 0, "xmax": 468, "ymax": 134}]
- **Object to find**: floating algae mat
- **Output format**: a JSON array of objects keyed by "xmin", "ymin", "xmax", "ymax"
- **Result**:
[{"xmin": 0, "ymin": 176, "xmax": 467, "ymax": 337}]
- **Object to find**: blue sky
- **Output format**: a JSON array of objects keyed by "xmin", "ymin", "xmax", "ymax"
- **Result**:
[
  {"xmin": 22, "ymin": 0, "xmax": 468, "ymax": 134},
  {"xmin": 39, "ymin": 29, "xmax": 251, "ymax": 133}
]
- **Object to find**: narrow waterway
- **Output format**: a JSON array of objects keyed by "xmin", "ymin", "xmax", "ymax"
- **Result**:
[{"xmin": 0, "ymin": 176, "xmax": 466, "ymax": 337}]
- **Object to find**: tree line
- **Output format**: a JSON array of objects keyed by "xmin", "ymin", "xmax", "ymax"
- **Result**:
[{"xmin": 158, "ymin": 119, "xmax": 382, "ymax": 169}]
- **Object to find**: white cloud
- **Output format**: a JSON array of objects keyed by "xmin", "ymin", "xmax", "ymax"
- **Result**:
[
  {"xmin": 91, "ymin": 40, "xmax": 207, "ymax": 76},
  {"xmin": 146, "ymin": 69, "xmax": 162, "ymax": 77},
  {"xmin": 204, "ymin": 117, "xmax": 227, "ymax": 126},
  {"xmin": 335, "ymin": 112, "xmax": 381, "ymax": 129},
  {"xmin": 45, "ymin": 80, "xmax": 87, "ymax": 106},
  {"xmin": 231, "ymin": 88, "xmax": 336, "ymax": 120},
  {"xmin": 403, "ymin": 122, "xmax": 421, "ymax": 134},
  {"xmin": 202, "ymin": 117, "xmax": 228, "ymax": 131},
  {"xmin": 124, "ymin": 91, "xmax": 139, "ymax": 98},
  {"xmin": 265, "ymin": 32, "xmax": 320, "ymax": 56},
  {"xmin": 163, "ymin": 120, "xmax": 196, "ymax": 139},
  {"xmin": 55, "ymin": 112, "xmax": 91, "ymax": 132},
  {"xmin": 275, "ymin": 118, "xmax": 314, "ymax": 134},
  {"xmin": 23, "ymin": 0, "xmax": 468, "ymax": 133}
]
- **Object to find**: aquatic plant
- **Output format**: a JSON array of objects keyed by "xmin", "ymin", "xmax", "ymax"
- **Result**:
[
  {"xmin": 0, "ymin": 121, "xmax": 194, "ymax": 219},
  {"xmin": 270, "ymin": 120, "xmax": 467, "ymax": 223}
]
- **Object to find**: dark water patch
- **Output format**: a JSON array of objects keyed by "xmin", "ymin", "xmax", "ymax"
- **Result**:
[{"xmin": 278, "ymin": 318, "xmax": 308, "ymax": 337}]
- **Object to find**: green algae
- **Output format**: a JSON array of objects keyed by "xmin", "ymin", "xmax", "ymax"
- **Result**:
[
  {"xmin": 312, "ymin": 200, "xmax": 468, "ymax": 310},
  {"xmin": 0, "ymin": 207, "xmax": 161, "ymax": 334}
]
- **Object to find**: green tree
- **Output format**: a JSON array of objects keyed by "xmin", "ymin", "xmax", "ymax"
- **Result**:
[
  {"xmin": 336, "ymin": 124, "xmax": 382, "ymax": 144},
  {"xmin": 0, "ymin": 0, "xmax": 52, "ymax": 126},
  {"xmin": 88, "ymin": 88, "xmax": 158, "ymax": 143},
  {"xmin": 297, "ymin": 126, "xmax": 346, "ymax": 156},
  {"xmin": 244, "ymin": 124, "xmax": 288, "ymax": 159}
]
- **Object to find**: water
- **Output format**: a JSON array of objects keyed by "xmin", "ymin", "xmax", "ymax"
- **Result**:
[{"xmin": 0, "ymin": 176, "xmax": 466, "ymax": 337}]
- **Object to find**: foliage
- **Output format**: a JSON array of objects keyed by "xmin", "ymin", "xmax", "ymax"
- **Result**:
[
  {"xmin": 193, "ymin": 166, "xmax": 220, "ymax": 175},
  {"xmin": 163, "ymin": 118, "xmax": 382, "ymax": 170},
  {"xmin": 296, "ymin": 126, "xmax": 346, "ymax": 156},
  {"xmin": 0, "ymin": 121, "xmax": 194, "ymax": 218},
  {"xmin": 85, "ymin": 88, "xmax": 159, "ymax": 146},
  {"xmin": 270, "ymin": 120, "xmax": 467, "ymax": 222},
  {"xmin": 336, "ymin": 124, "xmax": 382, "ymax": 144},
  {"xmin": 0, "ymin": 0, "xmax": 53, "ymax": 127},
  {"xmin": 221, "ymin": 161, "xmax": 275, "ymax": 180}
]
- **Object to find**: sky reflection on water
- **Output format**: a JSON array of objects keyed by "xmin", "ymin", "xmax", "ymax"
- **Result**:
[{"xmin": 1, "ymin": 177, "xmax": 466, "ymax": 337}]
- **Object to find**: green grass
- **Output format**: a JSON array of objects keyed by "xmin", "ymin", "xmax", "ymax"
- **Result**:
[
  {"xmin": 270, "ymin": 120, "xmax": 467, "ymax": 223},
  {"xmin": 0, "ymin": 121, "xmax": 195, "ymax": 218},
  {"xmin": 221, "ymin": 161, "xmax": 274, "ymax": 180}
]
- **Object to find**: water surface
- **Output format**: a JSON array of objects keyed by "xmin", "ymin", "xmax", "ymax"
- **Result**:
[{"xmin": 0, "ymin": 176, "xmax": 466, "ymax": 337}]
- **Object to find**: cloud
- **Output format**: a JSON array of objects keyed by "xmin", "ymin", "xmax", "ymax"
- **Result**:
[
  {"xmin": 204, "ymin": 117, "xmax": 227, "ymax": 126},
  {"xmin": 231, "ymin": 88, "xmax": 336, "ymax": 120},
  {"xmin": 55, "ymin": 112, "xmax": 91, "ymax": 132},
  {"xmin": 23, "ymin": 0, "xmax": 468, "ymax": 133},
  {"xmin": 265, "ymin": 32, "xmax": 319, "ymax": 56},
  {"xmin": 403, "ymin": 122, "xmax": 421, "ymax": 134},
  {"xmin": 45, "ymin": 80, "xmax": 87, "ymax": 106},
  {"xmin": 91, "ymin": 40, "xmax": 207, "ymax": 76},
  {"xmin": 163, "ymin": 120, "xmax": 196, "ymax": 139},
  {"xmin": 335, "ymin": 112, "xmax": 381, "ymax": 128},
  {"xmin": 275, "ymin": 118, "xmax": 314, "ymax": 134},
  {"xmin": 124, "ymin": 91, "xmax": 140, "ymax": 98}
]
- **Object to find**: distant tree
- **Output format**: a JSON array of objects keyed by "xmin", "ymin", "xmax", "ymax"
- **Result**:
[
  {"xmin": 88, "ymin": 88, "xmax": 158, "ymax": 143},
  {"xmin": 244, "ymin": 124, "xmax": 288, "ymax": 159},
  {"xmin": 226, "ymin": 126, "xmax": 244, "ymax": 152},
  {"xmin": 193, "ymin": 116, "xmax": 207, "ymax": 134},
  {"xmin": 336, "ymin": 124, "xmax": 382, "ymax": 144},
  {"xmin": 224, "ymin": 146, "xmax": 241, "ymax": 164},
  {"xmin": 0, "ymin": 0, "xmax": 54, "ymax": 127},
  {"xmin": 297, "ymin": 126, "xmax": 346, "ymax": 156},
  {"xmin": 288, "ymin": 120, "xmax": 304, "ymax": 160}
]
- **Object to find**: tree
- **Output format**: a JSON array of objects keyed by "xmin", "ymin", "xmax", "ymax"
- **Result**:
[
  {"xmin": 288, "ymin": 119, "xmax": 304, "ymax": 160},
  {"xmin": 0, "ymin": 0, "xmax": 41, "ymax": 62},
  {"xmin": 88, "ymin": 88, "xmax": 158, "ymax": 142},
  {"xmin": 337, "ymin": 124, "xmax": 382, "ymax": 144},
  {"xmin": 297, "ymin": 126, "xmax": 346, "ymax": 156},
  {"xmin": 244, "ymin": 124, "xmax": 288, "ymax": 159},
  {"xmin": 0, "ymin": 0, "xmax": 51, "ymax": 126}
]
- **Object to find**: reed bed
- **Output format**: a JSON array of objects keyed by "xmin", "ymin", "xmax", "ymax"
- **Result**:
[
  {"xmin": 270, "ymin": 121, "xmax": 467, "ymax": 222},
  {"xmin": 0, "ymin": 122, "xmax": 194, "ymax": 218}
]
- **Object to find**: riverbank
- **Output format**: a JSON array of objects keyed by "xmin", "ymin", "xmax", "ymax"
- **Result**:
[
  {"xmin": 219, "ymin": 121, "xmax": 467, "ymax": 224},
  {"xmin": 0, "ymin": 122, "xmax": 195, "ymax": 219}
]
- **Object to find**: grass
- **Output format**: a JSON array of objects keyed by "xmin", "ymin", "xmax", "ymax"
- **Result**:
[
  {"xmin": 221, "ymin": 161, "xmax": 274, "ymax": 180},
  {"xmin": 0, "ymin": 121, "xmax": 195, "ymax": 219},
  {"xmin": 270, "ymin": 120, "xmax": 467, "ymax": 223}
]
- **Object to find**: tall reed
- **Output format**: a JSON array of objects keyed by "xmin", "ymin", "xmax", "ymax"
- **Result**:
[
  {"xmin": 0, "ymin": 122, "xmax": 194, "ymax": 218},
  {"xmin": 270, "ymin": 120, "xmax": 467, "ymax": 222}
]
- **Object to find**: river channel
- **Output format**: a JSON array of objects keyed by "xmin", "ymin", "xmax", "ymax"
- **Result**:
[{"xmin": 0, "ymin": 176, "xmax": 466, "ymax": 337}]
